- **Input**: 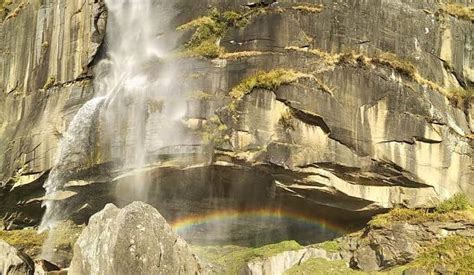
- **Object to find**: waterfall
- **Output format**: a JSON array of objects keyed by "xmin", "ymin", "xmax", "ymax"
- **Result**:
[
  {"xmin": 39, "ymin": 96, "xmax": 105, "ymax": 232},
  {"xmin": 40, "ymin": 0, "xmax": 183, "ymax": 232}
]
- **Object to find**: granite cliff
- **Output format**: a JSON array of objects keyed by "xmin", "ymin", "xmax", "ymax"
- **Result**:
[{"xmin": 0, "ymin": 2, "xmax": 473, "ymax": 273}]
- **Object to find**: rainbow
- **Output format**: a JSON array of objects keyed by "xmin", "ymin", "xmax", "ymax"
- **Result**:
[{"xmin": 170, "ymin": 208, "xmax": 348, "ymax": 234}]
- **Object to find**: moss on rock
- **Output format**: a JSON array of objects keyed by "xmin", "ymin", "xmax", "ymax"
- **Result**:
[{"xmin": 192, "ymin": 241, "xmax": 302, "ymax": 274}]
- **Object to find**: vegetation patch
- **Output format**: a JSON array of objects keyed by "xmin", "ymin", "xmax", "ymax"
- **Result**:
[
  {"xmin": 43, "ymin": 76, "xmax": 57, "ymax": 90},
  {"xmin": 201, "ymin": 115, "xmax": 229, "ymax": 146},
  {"xmin": 410, "ymin": 235, "xmax": 474, "ymax": 273},
  {"xmin": 285, "ymin": 47, "xmax": 465, "ymax": 100},
  {"xmin": 3, "ymin": 0, "xmax": 27, "ymax": 22},
  {"xmin": 285, "ymin": 258, "xmax": 363, "ymax": 275},
  {"xmin": 219, "ymin": 51, "xmax": 265, "ymax": 60},
  {"xmin": 440, "ymin": 4, "xmax": 474, "ymax": 21},
  {"xmin": 0, "ymin": 222, "xmax": 83, "ymax": 257},
  {"xmin": 229, "ymin": 69, "xmax": 311, "ymax": 102},
  {"xmin": 177, "ymin": 8, "xmax": 263, "ymax": 58},
  {"xmin": 369, "ymin": 193, "xmax": 473, "ymax": 228},
  {"xmin": 291, "ymin": 4, "xmax": 324, "ymax": 14},
  {"xmin": 0, "ymin": 0, "xmax": 12, "ymax": 21},
  {"xmin": 312, "ymin": 240, "xmax": 341, "ymax": 253},
  {"xmin": 447, "ymin": 87, "xmax": 474, "ymax": 101},
  {"xmin": 192, "ymin": 241, "xmax": 302, "ymax": 274},
  {"xmin": 279, "ymin": 109, "xmax": 296, "ymax": 131}
]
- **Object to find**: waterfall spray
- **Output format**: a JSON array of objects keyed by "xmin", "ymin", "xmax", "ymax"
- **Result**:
[
  {"xmin": 39, "ymin": 97, "xmax": 105, "ymax": 232},
  {"xmin": 40, "ymin": 0, "xmax": 184, "ymax": 260}
]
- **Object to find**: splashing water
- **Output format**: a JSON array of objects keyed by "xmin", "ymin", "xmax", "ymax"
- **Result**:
[{"xmin": 39, "ymin": 97, "xmax": 105, "ymax": 232}]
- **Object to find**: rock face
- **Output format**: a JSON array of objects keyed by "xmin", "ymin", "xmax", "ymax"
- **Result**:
[
  {"xmin": 0, "ymin": 240, "xmax": 34, "ymax": 275},
  {"xmin": 339, "ymin": 219, "xmax": 474, "ymax": 271},
  {"xmin": 68, "ymin": 202, "xmax": 203, "ymax": 275},
  {"xmin": 0, "ymin": 0, "xmax": 473, "ymax": 229},
  {"xmin": 242, "ymin": 247, "xmax": 341, "ymax": 275}
]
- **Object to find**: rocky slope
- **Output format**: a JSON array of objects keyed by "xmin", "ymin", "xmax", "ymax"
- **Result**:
[{"xmin": 0, "ymin": 0, "xmax": 473, "ymax": 240}]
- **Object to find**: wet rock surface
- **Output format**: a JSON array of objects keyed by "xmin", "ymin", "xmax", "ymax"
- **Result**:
[
  {"xmin": 0, "ymin": 0, "xmax": 472, "ymax": 240},
  {"xmin": 68, "ymin": 202, "xmax": 203, "ymax": 275}
]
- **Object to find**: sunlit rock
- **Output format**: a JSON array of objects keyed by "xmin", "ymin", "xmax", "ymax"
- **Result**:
[{"xmin": 69, "ymin": 202, "xmax": 203, "ymax": 275}]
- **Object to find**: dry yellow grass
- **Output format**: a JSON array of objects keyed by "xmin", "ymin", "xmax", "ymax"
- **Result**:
[
  {"xmin": 440, "ymin": 4, "xmax": 474, "ymax": 21},
  {"xmin": 291, "ymin": 4, "xmax": 324, "ymax": 13}
]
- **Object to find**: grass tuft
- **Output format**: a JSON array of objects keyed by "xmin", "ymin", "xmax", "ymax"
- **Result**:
[
  {"xmin": 369, "ymin": 193, "xmax": 473, "ymax": 228},
  {"xmin": 285, "ymin": 258, "xmax": 363, "ymax": 275},
  {"xmin": 177, "ymin": 9, "xmax": 258, "ymax": 58},
  {"xmin": 193, "ymin": 241, "xmax": 302, "ymax": 275},
  {"xmin": 291, "ymin": 4, "xmax": 324, "ymax": 14},
  {"xmin": 436, "ymin": 193, "xmax": 472, "ymax": 213},
  {"xmin": 0, "ymin": 222, "xmax": 83, "ymax": 258},
  {"xmin": 410, "ymin": 235, "xmax": 474, "ymax": 273},
  {"xmin": 312, "ymin": 240, "xmax": 341, "ymax": 252},
  {"xmin": 440, "ymin": 4, "xmax": 474, "ymax": 21},
  {"xmin": 229, "ymin": 69, "xmax": 311, "ymax": 101}
]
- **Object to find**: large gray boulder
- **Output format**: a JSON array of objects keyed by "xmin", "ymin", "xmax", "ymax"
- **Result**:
[
  {"xmin": 68, "ymin": 202, "xmax": 203, "ymax": 275},
  {"xmin": 340, "ymin": 219, "xmax": 474, "ymax": 271},
  {"xmin": 0, "ymin": 240, "xmax": 34, "ymax": 275}
]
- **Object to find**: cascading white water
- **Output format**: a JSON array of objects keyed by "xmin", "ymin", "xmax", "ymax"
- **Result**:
[
  {"xmin": 39, "ymin": 96, "xmax": 106, "ymax": 232},
  {"xmin": 40, "ymin": 0, "xmax": 185, "ymax": 258}
]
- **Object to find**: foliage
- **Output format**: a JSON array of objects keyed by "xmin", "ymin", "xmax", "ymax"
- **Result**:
[
  {"xmin": 410, "ymin": 235, "xmax": 474, "ymax": 273},
  {"xmin": 177, "ymin": 9, "xmax": 254, "ymax": 58},
  {"xmin": 440, "ymin": 4, "xmax": 474, "ymax": 21},
  {"xmin": 202, "ymin": 115, "xmax": 229, "ymax": 146},
  {"xmin": 43, "ymin": 76, "xmax": 56, "ymax": 90},
  {"xmin": 447, "ymin": 87, "xmax": 474, "ymax": 100},
  {"xmin": 436, "ymin": 193, "xmax": 472, "ymax": 213},
  {"xmin": 0, "ymin": 222, "xmax": 83, "ymax": 257},
  {"xmin": 279, "ymin": 109, "xmax": 296, "ymax": 131},
  {"xmin": 369, "ymin": 194, "xmax": 473, "ymax": 228},
  {"xmin": 193, "ymin": 241, "xmax": 302, "ymax": 274},
  {"xmin": 229, "ymin": 69, "xmax": 310, "ymax": 101},
  {"xmin": 313, "ymin": 240, "xmax": 341, "ymax": 252},
  {"xmin": 291, "ymin": 4, "xmax": 324, "ymax": 14},
  {"xmin": 371, "ymin": 52, "xmax": 417, "ymax": 79}
]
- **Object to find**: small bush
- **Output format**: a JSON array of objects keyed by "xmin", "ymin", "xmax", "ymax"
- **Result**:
[
  {"xmin": 229, "ymin": 69, "xmax": 310, "ymax": 100},
  {"xmin": 43, "ymin": 76, "xmax": 56, "ymax": 90},
  {"xmin": 279, "ymin": 109, "xmax": 296, "ymax": 131},
  {"xmin": 177, "ymin": 9, "xmax": 255, "ymax": 58},
  {"xmin": 292, "ymin": 4, "xmax": 324, "ymax": 14},
  {"xmin": 411, "ymin": 235, "xmax": 474, "ymax": 273},
  {"xmin": 372, "ymin": 52, "xmax": 417, "ymax": 79},
  {"xmin": 441, "ymin": 4, "xmax": 474, "ymax": 21},
  {"xmin": 192, "ymin": 241, "xmax": 302, "ymax": 274},
  {"xmin": 447, "ymin": 87, "xmax": 474, "ymax": 99},
  {"xmin": 368, "ymin": 194, "xmax": 473, "ymax": 228},
  {"xmin": 313, "ymin": 240, "xmax": 341, "ymax": 252},
  {"xmin": 436, "ymin": 193, "xmax": 471, "ymax": 213}
]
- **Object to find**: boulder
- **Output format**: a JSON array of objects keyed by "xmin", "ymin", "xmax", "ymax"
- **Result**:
[
  {"xmin": 242, "ymin": 247, "xmax": 341, "ymax": 275},
  {"xmin": 0, "ymin": 240, "xmax": 34, "ymax": 275},
  {"xmin": 34, "ymin": 259, "xmax": 61, "ymax": 275},
  {"xmin": 68, "ymin": 202, "xmax": 203, "ymax": 275},
  {"xmin": 340, "ymin": 220, "xmax": 474, "ymax": 271}
]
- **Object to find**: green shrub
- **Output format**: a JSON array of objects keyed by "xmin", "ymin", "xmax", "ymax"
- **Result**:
[
  {"xmin": 229, "ymin": 69, "xmax": 310, "ymax": 100},
  {"xmin": 411, "ymin": 235, "xmax": 474, "ymax": 273},
  {"xmin": 313, "ymin": 240, "xmax": 341, "ymax": 252},
  {"xmin": 441, "ymin": 4, "xmax": 474, "ymax": 21},
  {"xmin": 177, "ymin": 9, "xmax": 254, "ymax": 58},
  {"xmin": 447, "ymin": 87, "xmax": 474, "ymax": 99},
  {"xmin": 369, "ymin": 194, "xmax": 473, "ymax": 228},
  {"xmin": 193, "ymin": 241, "xmax": 302, "ymax": 274},
  {"xmin": 436, "ymin": 193, "xmax": 471, "ymax": 213}
]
